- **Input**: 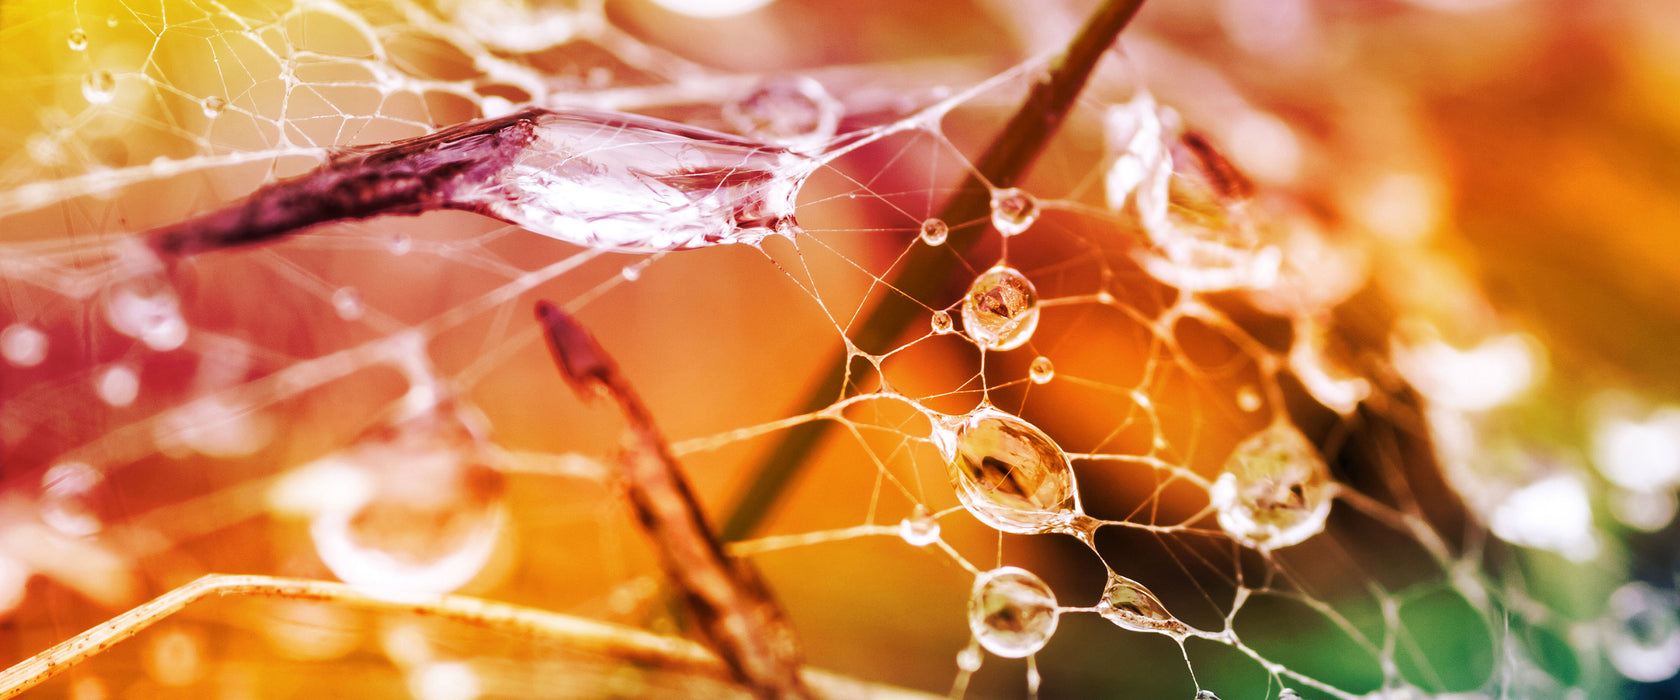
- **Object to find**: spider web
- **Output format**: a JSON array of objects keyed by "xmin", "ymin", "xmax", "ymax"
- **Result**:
[{"xmin": 0, "ymin": 0, "xmax": 1676, "ymax": 699}]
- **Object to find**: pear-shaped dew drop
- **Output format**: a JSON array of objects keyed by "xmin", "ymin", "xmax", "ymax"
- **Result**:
[
  {"xmin": 945, "ymin": 406, "xmax": 1082, "ymax": 535},
  {"xmin": 968, "ymin": 566, "xmax": 1059, "ymax": 658},
  {"xmin": 990, "ymin": 187, "xmax": 1040, "ymax": 236},
  {"xmin": 898, "ymin": 505, "xmax": 940, "ymax": 546},
  {"xmin": 1097, "ymin": 570, "xmax": 1186, "ymax": 634},
  {"xmin": 961, "ymin": 266, "xmax": 1039, "ymax": 351},
  {"xmin": 1209, "ymin": 421, "xmax": 1334, "ymax": 551},
  {"xmin": 930, "ymin": 310, "xmax": 953, "ymax": 335}
]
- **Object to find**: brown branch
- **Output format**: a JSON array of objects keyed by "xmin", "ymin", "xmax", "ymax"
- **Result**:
[{"xmin": 535, "ymin": 301, "xmax": 810, "ymax": 700}]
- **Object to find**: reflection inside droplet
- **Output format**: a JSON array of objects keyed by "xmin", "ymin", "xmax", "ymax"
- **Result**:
[
  {"xmin": 969, "ymin": 566, "xmax": 1059, "ymax": 658},
  {"xmin": 990, "ymin": 188, "xmax": 1040, "ymax": 236},
  {"xmin": 1209, "ymin": 421, "xmax": 1333, "ymax": 551},
  {"xmin": 943, "ymin": 406, "xmax": 1087, "ymax": 537},
  {"xmin": 961, "ymin": 266, "xmax": 1039, "ymax": 351},
  {"xmin": 1097, "ymin": 569, "xmax": 1186, "ymax": 634}
]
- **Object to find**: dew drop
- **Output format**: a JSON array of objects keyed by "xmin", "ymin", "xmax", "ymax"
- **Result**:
[
  {"xmin": 919, "ymin": 218, "xmax": 949, "ymax": 246},
  {"xmin": 1279, "ymin": 690, "xmax": 1302, "ymax": 699},
  {"xmin": 724, "ymin": 76, "xmax": 839, "ymax": 152},
  {"xmin": 332, "ymin": 287, "xmax": 365, "ymax": 321},
  {"xmin": 1236, "ymin": 385, "xmax": 1262, "ymax": 412},
  {"xmin": 990, "ymin": 188, "xmax": 1040, "ymax": 236},
  {"xmin": 1, "ymin": 323, "xmax": 48, "ymax": 367},
  {"xmin": 68, "ymin": 29, "xmax": 88, "ymax": 51},
  {"xmin": 968, "ymin": 566, "xmax": 1059, "ymax": 658},
  {"xmin": 82, "ymin": 70, "xmax": 116, "ymax": 105},
  {"xmin": 1209, "ymin": 421, "xmax": 1334, "ymax": 551},
  {"xmin": 1194, "ymin": 691, "xmax": 1223, "ymax": 700},
  {"xmin": 103, "ymin": 275, "xmax": 188, "ymax": 351},
  {"xmin": 955, "ymin": 645, "xmax": 982, "ymax": 672},
  {"xmin": 961, "ymin": 266, "xmax": 1039, "ymax": 351},
  {"xmin": 200, "ymin": 95, "xmax": 225, "ymax": 118},
  {"xmin": 898, "ymin": 505, "xmax": 940, "ymax": 547},
  {"xmin": 97, "ymin": 364, "xmax": 140, "ymax": 407},
  {"xmin": 143, "ymin": 627, "xmax": 204, "ymax": 687},
  {"xmin": 930, "ymin": 310, "xmax": 953, "ymax": 335},
  {"xmin": 388, "ymin": 233, "xmax": 413, "ymax": 256},
  {"xmin": 302, "ymin": 400, "xmax": 507, "ymax": 594},
  {"xmin": 1603, "ymin": 582, "xmax": 1680, "ymax": 683},
  {"xmin": 1029, "ymin": 356, "xmax": 1054, "ymax": 384},
  {"xmin": 40, "ymin": 461, "xmax": 105, "ymax": 537},
  {"xmin": 1097, "ymin": 570, "xmax": 1186, "ymax": 634},
  {"xmin": 106, "ymin": 14, "xmax": 118, "ymax": 27},
  {"xmin": 944, "ymin": 406, "xmax": 1085, "ymax": 536}
]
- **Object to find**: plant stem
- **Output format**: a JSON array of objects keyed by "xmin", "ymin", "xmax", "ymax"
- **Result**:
[{"xmin": 720, "ymin": 0, "xmax": 1150, "ymax": 541}]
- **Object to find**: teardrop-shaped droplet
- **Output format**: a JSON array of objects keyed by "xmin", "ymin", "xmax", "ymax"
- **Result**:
[
  {"xmin": 930, "ymin": 310, "xmax": 953, "ymax": 335},
  {"xmin": 724, "ymin": 76, "xmax": 838, "ymax": 152},
  {"xmin": 40, "ymin": 461, "xmax": 105, "ymax": 537},
  {"xmin": 990, "ymin": 188, "xmax": 1040, "ymax": 236},
  {"xmin": 945, "ymin": 406, "xmax": 1082, "ymax": 535},
  {"xmin": 1209, "ymin": 421, "xmax": 1333, "ymax": 551},
  {"xmin": 968, "ymin": 566, "xmax": 1059, "ymax": 658},
  {"xmin": 1604, "ymin": 582, "xmax": 1680, "ymax": 683},
  {"xmin": 1097, "ymin": 570, "xmax": 1186, "ymax": 634},
  {"xmin": 297, "ymin": 399, "xmax": 507, "ymax": 594},
  {"xmin": 489, "ymin": 110, "xmax": 814, "ymax": 252},
  {"xmin": 919, "ymin": 218, "xmax": 949, "ymax": 246},
  {"xmin": 82, "ymin": 70, "xmax": 116, "ymax": 105},
  {"xmin": 1029, "ymin": 356, "xmax": 1054, "ymax": 384},
  {"xmin": 898, "ymin": 505, "xmax": 940, "ymax": 547},
  {"xmin": 68, "ymin": 29, "xmax": 88, "ymax": 51},
  {"xmin": 201, "ymin": 95, "xmax": 226, "ymax": 118},
  {"xmin": 961, "ymin": 266, "xmax": 1039, "ymax": 351}
]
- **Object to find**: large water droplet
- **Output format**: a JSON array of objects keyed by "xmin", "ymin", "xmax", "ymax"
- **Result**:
[
  {"xmin": 488, "ymin": 110, "xmax": 813, "ymax": 252},
  {"xmin": 961, "ymin": 266, "xmax": 1039, "ymax": 351},
  {"xmin": 1029, "ymin": 356, "xmax": 1054, "ymax": 384},
  {"xmin": 919, "ymin": 218, "xmax": 949, "ymax": 246},
  {"xmin": 1097, "ymin": 570, "xmax": 1186, "ymax": 634},
  {"xmin": 40, "ymin": 461, "xmax": 105, "ymax": 537},
  {"xmin": 200, "ymin": 95, "xmax": 225, "ymax": 118},
  {"xmin": 67, "ymin": 29, "xmax": 88, "ymax": 51},
  {"xmin": 299, "ymin": 400, "xmax": 507, "ymax": 594},
  {"xmin": 82, "ymin": 70, "xmax": 116, "ymax": 105},
  {"xmin": 1604, "ymin": 582, "xmax": 1680, "ymax": 683},
  {"xmin": 898, "ymin": 505, "xmax": 940, "ymax": 546},
  {"xmin": 968, "ymin": 566, "xmax": 1059, "ymax": 658},
  {"xmin": 1209, "ymin": 421, "xmax": 1334, "ymax": 551},
  {"xmin": 990, "ymin": 188, "xmax": 1040, "ymax": 236},
  {"xmin": 1, "ymin": 323, "xmax": 48, "ymax": 367},
  {"xmin": 724, "ymin": 76, "xmax": 839, "ymax": 152},
  {"xmin": 943, "ymin": 407, "xmax": 1085, "ymax": 536}
]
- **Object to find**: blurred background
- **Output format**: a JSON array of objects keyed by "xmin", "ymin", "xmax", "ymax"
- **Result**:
[{"xmin": 2, "ymin": 0, "xmax": 1680, "ymax": 698}]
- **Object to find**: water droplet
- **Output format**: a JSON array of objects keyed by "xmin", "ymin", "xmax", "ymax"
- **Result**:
[
  {"xmin": 1029, "ymin": 356, "xmax": 1054, "ymax": 384},
  {"xmin": 724, "ymin": 76, "xmax": 839, "ymax": 152},
  {"xmin": 97, "ymin": 364, "xmax": 140, "ymax": 407},
  {"xmin": 930, "ymin": 310, "xmax": 953, "ymax": 335},
  {"xmin": 1236, "ymin": 385, "xmax": 1262, "ymax": 412},
  {"xmin": 40, "ymin": 461, "xmax": 104, "ymax": 537},
  {"xmin": 106, "ymin": 14, "xmax": 118, "ymax": 27},
  {"xmin": 961, "ymin": 266, "xmax": 1039, "ymax": 351},
  {"xmin": 332, "ymin": 287, "xmax": 365, "ymax": 321},
  {"xmin": 990, "ymin": 188, "xmax": 1040, "ymax": 236},
  {"xmin": 1, "ymin": 323, "xmax": 48, "ymax": 367},
  {"xmin": 303, "ymin": 400, "xmax": 507, "ymax": 594},
  {"xmin": 103, "ymin": 263, "xmax": 188, "ymax": 352},
  {"xmin": 200, "ymin": 95, "xmax": 225, "ymax": 118},
  {"xmin": 898, "ymin": 505, "xmax": 940, "ymax": 546},
  {"xmin": 493, "ymin": 110, "xmax": 813, "ymax": 252},
  {"xmin": 955, "ymin": 645, "xmax": 982, "ymax": 672},
  {"xmin": 968, "ymin": 566, "xmax": 1059, "ymax": 658},
  {"xmin": 1097, "ymin": 570, "xmax": 1185, "ymax": 634},
  {"xmin": 410, "ymin": 661, "xmax": 482, "ymax": 700},
  {"xmin": 389, "ymin": 233, "xmax": 413, "ymax": 255},
  {"xmin": 919, "ymin": 218, "xmax": 949, "ymax": 246},
  {"xmin": 944, "ymin": 407, "xmax": 1085, "ymax": 536},
  {"xmin": 68, "ymin": 29, "xmax": 88, "ymax": 51},
  {"xmin": 1604, "ymin": 582, "xmax": 1680, "ymax": 683},
  {"xmin": 1209, "ymin": 421, "xmax": 1334, "ymax": 551},
  {"xmin": 1279, "ymin": 690, "xmax": 1302, "ymax": 700},
  {"xmin": 1194, "ymin": 691, "xmax": 1223, "ymax": 700},
  {"xmin": 143, "ymin": 627, "xmax": 204, "ymax": 687},
  {"xmin": 82, "ymin": 70, "xmax": 116, "ymax": 105}
]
